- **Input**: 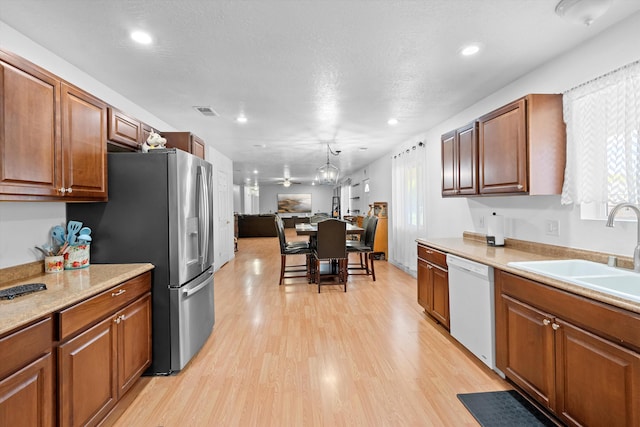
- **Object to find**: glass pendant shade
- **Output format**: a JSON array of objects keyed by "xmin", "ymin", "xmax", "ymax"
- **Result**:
[{"xmin": 317, "ymin": 144, "xmax": 340, "ymax": 185}]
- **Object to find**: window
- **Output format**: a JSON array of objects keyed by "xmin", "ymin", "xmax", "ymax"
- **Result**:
[{"xmin": 561, "ymin": 60, "xmax": 640, "ymax": 220}]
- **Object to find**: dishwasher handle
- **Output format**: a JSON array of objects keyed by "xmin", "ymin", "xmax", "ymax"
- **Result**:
[{"xmin": 446, "ymin": 254, "xmax": 493, "ymax": 279}]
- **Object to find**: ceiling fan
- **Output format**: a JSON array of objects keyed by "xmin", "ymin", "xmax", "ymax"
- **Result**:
[{"xmin": 277, "ymin": 178, "xmax": 301, "ymax": 187}]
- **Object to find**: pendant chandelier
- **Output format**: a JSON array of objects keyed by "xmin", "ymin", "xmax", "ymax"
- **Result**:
[{"xmin": 316, "ymin": 143, "xmax": 340, "ymax": 185}]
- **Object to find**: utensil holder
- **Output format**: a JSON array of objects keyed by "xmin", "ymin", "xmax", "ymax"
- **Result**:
[
  {"xmin": 45, "ymin": 255, "xmax": 64, "ymax": 273},
  {"xmin": 64, "ymin": 244, "xmax": 90, "ymax": 270}
]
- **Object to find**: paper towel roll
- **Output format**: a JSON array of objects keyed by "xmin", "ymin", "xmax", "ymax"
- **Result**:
[{"xmin": 487, "ymin": 213, "xmax": 504, "ymax": 246}]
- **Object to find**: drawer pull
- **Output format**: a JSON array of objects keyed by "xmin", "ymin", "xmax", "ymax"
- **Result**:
[
  {"xmin": 113, "ymin": 314, "xmax": 126, "ymax": 324},
  {"xmin": 552, "ymin": 323, "xmax": 560, "ymax": 330},
  {"xmin": 111, "ymin": 289, "xmax": 126, "ymax": 297},
  {"xmin": 542, "ymin": 319, "xmax": 551, "ymax": 326},
  {"xmin": 426, "ymin": 250, "xmax": 433, "ymax": 254}
]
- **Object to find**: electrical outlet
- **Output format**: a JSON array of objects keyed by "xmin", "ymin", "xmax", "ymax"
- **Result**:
[
  {"xmin": 479, "ymin": 216, "xmax": 485, "ymax": 229},
  {"xmin": 545, "ymin": 219, "xmax": 560, "ymax": 236}
]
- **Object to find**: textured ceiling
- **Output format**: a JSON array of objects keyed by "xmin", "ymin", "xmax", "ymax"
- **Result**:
[{"xmin": 1, "ymin": 0, "xmax": 639, "ymax": 186}]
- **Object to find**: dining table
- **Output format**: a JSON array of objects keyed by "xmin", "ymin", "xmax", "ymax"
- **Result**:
[{"xmin": 295, "ymin": 222, "xmax": 365, "ymax": 236}]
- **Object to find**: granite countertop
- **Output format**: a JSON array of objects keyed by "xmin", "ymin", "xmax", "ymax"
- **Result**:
[
  {"xmin": 416, "ymin": 237, "xmax": 640, "ymax": 315},
  {"xmin": 0, "ymin": 263, "xmax": 154, "ymax": 336}
]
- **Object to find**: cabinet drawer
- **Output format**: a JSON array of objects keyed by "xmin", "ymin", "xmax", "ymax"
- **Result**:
[
  {"xmin": 417, "ymin": 245, "xmax": 447, "ymax": 268},
  {"xmin": 0, "ymin": 316, "xmax": 52, "ymax": 379},
  {"xmin": 58, "ymin": 271, "xmax": 151, "ymax": 341}
]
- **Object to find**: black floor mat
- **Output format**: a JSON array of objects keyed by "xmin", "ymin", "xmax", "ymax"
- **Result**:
[{"xmin": 457, "ymin": 390, "xmax": 558, "ymax": 426}]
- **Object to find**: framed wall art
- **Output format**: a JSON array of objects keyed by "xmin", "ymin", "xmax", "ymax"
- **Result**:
[{"xmin": 277, "ymin": 193, "xmax": 312, "ymax": 213}]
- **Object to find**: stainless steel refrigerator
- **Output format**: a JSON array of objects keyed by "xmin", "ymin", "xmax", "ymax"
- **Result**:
[{"xmin": 67, "ymin": 149, "xmax": 215, "ymax": 375}]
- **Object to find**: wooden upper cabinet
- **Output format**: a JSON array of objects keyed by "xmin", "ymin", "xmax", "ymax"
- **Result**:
[
  {"xmin": 441, "ymin": 131, "xmax": 456, "ymax": 196},
  {"xmin": 0, "ymin": 50, "xmax": 61, "ymax": 199},
  {"xmin": 191, "ymin": 134, "xmax": 206, "ymax": 159},
  {"xmin": 0, "ymin": 49, "xmax": 107, "ymax": 201},
  {"xmin": 108, "ymin": 108, "xmax": 143, "ymax": 150},
  {"xmin": 61, "ymin": 83, "xmax": 107, "ymax": 200},
  {"xmin": 479, "ymin": 94, "xmax": 566, "ymax": 195},
  {"xmin": 163, "ymin": 131, "xmax": 206, "ymax": 159},
  {"xmin": 442, "ymin": 122, "xmax": 478, "ymax": 197}
]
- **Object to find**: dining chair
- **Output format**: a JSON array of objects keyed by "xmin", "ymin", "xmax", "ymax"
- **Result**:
[
  {"xmin": 346, "ymin": 216, "xmax": 378, "ymax": 281},
  {"xmin": 313, "ymin": 218, "xmax": 348, "ymax": 292},
  {"xmin": 275, "ymin": 216, "xmax": 313, "ymax": 285}
]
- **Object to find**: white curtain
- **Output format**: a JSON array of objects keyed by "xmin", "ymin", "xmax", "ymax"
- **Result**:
[
  {"xmin": 391, "ymin": 143, "xmax": 426, "ymax": 274},
  {"xmin": 561, "ymin": 60, "xmax": 640, "ymax": 205}
]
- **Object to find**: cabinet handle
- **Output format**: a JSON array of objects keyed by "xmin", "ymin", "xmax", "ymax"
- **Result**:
[
  {"xmin": 58, "ymin": 187, "xmax": 66, "ymax": 194},
  {"xmin": 119, "ymin": 314, "xmax": 126, "ymax": 322},
  {"xmin": 66, "ymin": 187, "xmax": 73, "ymax": 193},
  {"xmin": 517, "ymin": 184, "xmax": 523, "ymax": 190},
  {"xmin": 552, "ymin": 323, "xmax": 560, "ymax": 330},
  {"xmin": 427, "ymin": 265, "xmax": 433, "ymax": 270},
  {"xmin": 426, "ymin": 250, "xmax": 433, "ymax": 254},
  {"xmin": 111, "ymin": 289, "xmax": 126, "ymax": 297},
  {"xmin": 542, "ymin": 319, "xmax": 551, "ymax": 326},
  {"xmin": 114, "ymin": 317, "xmax": 121, "ymax": 324}
]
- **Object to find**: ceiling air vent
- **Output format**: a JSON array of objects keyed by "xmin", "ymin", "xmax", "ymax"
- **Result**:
[{"xmin": 193, "ymin": 106, "xmax": 219, "ymax": 117}]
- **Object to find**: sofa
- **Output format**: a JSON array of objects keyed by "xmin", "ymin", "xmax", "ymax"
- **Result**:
[{"xmin": 237, "ymin": 214, "xmax": 278, "ymax": 237}]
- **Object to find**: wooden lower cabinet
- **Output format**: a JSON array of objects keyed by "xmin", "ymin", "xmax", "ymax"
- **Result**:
[
  {"xmin": 501, "ymin": 295, "xmax": 555, "ymax": 409},
  {"xmin": 417, "ymin": 244, "xmax": 449, "ymax": 329},
  {"xmin": 496, "ymin": 270, "xmax": 640, "ymax": 426},
  {"xmin": 57, "ymin": 274, "xmax": 152, "ymax": 427},
  {"xmin": 58, "ymin": 316, "xmax": 118, "ymax": 427},
  {"xmin": 0, "ymin": 316, "xmax": 54, "ymax": 426},
  {"xmin": 555, "ymin": 320, "xmax": 640, "ymax": 427},
  {"xmin": 0, "ymin": 353, "xmax": 54, "ymax": 427}
]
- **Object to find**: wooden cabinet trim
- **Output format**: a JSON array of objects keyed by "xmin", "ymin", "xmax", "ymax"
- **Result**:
[{"xmin": 57, "ymin": 271, "xmax": 151, "ymax": 341}]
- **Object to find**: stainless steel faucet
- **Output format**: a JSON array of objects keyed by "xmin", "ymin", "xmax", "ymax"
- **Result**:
[{"xmin": 606, "ymin": 203, "xmax": 640, "ymax": 272}]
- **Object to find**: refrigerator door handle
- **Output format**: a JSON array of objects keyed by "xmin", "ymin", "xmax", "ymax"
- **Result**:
[
  {"xmin": 197, "ymin": 165, "xmax": 211, "ymax": 269},
  {"xmin": 183, "ymin": 275, "xmax": 211, "ymax": 297}
]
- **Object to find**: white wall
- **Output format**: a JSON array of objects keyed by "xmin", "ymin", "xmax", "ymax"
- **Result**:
[
  {"xmin": 259, "ymin": 185, "xmax": 334, "ymax": 215},
  {"xmin": 0, "ymin": 21, "xmax": 234, "ymax": 269},
  {"xmin": 403, "ymin": 12, "xmax": 640, "ymax": 259}
]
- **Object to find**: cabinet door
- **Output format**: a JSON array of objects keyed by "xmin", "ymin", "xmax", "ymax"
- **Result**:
[
  {"xmin": 555, "ymin": 320, "xmax": 640, "ymax": 427},
  {"xmin": 0, "ymin": 52, "xmax": 61, "ymax": 199},
  {"xmin": 58, "ymin": 316, "xmax": 117, "ymax": 427},
  {"xmin": 479, "ymin": 98, "xmax": 527, "ymax": 194},
  {"xmin": 500, "ymin": 295, "xmax": 555, "ymax": 411},
  {"xmin": 60, "ymin": 83, "xmax": 107, "ymax": 200},
  {"xmin": 117, "ymin": 295, "xmax": 152, "ymax": 396},
  {"xmin": 191, "ymin": 135, "xmax": 205, "ymax": 159},
  {"xmin": 457, "ymin": 123, "xmax": 478, "ymax": 195},
  {"xmin": 0, "ymin": 353, "xmax": 54, "ymax": 427},
  {"xmin": 417, "ymin": 259, "xmax": 431, "ymax": 311},
  {"xmin": 441, "ymin": 131, "xmax": 456, "ymax": 196},
  {"xmin": 430, "ymin": 265, "xmax": 449, "ymax": 329},
  {"xmin": 107, "ymin": 108, "xmax": 142, "ymax": 150}
]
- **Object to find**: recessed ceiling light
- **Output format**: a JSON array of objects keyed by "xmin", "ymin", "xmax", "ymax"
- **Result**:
[
  {"xmin": 131, "ymin": 31, "xmax": 152, "ymax": 45},
  {"xmin": 460, "ymin": 44, "xmax": 481, "ymax": 56},
  {"xmin": 253, "ymin": 170, "xmax": 258, "ymax": 174},
  {"xmin": 388, "ymin": 118, "xmax": 398, "ymax": 126},
  {"xmin": 236, "ymin": 116, "xmax": 248, "ymax": 123}
]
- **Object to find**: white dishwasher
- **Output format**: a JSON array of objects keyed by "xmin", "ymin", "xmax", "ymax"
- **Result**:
[{"xmin": 446, "ymin": 254, "xmax": 496, "ymax": 370}]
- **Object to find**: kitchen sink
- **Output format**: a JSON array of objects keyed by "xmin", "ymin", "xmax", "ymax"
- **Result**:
[{"xmin": 508, "ymin": 259, "xmax": 640, "ymax": 303}]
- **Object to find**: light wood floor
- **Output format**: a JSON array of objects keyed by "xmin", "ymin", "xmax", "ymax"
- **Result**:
[{"xmin": 110, "ymin": 231, "xmax": 509, "ymax": 426}]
